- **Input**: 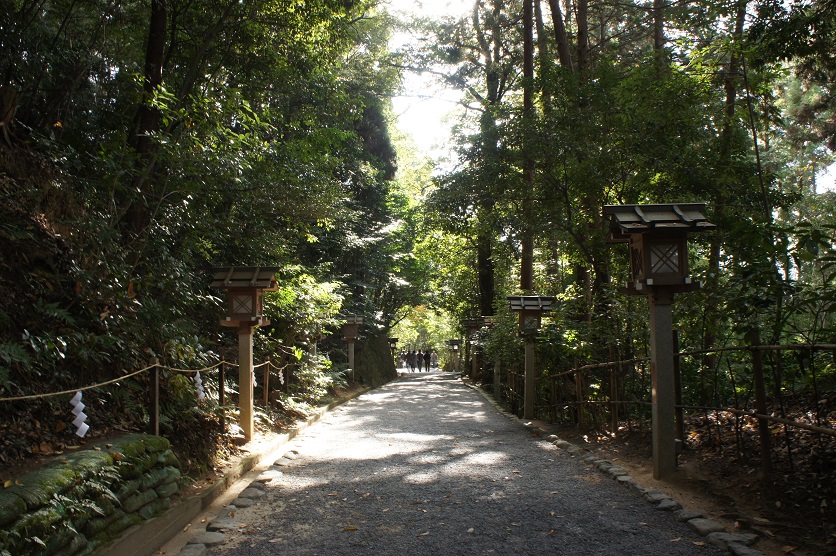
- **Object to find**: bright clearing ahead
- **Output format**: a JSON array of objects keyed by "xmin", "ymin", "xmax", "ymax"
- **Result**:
[{"xmin": 387, "ymin": 0, "xmax": 471, "ymax": 164}]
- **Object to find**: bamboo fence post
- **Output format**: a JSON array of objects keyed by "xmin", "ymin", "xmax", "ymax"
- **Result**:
[
  {"xmin": 550, "ymin": 375, "xmax": 558, "ymax": 423},
  {"xmin": 610, "ymin": 367, "xmax": 618, "ymax": 436},
  {"xmin": 219, "ymin": 362, "xmax": 226, "ymax": 406},
  {"xmin": 263, "ymin": 357, "xmax": 271, "ymax": 406},
  {"xmin": 219, "ymin": 362, "xmax": 226, "ymax": 429},
  {"xmin": 673, "ymin": 330, "xmax": 685, "ymax": 444},
  {"xmin": 149, "ymin": 358, "xmax": 159, "ymax": 436},
  {"xmin": 576, "ymin": 366, "xmax": 585, "ymax": 427},
  {"xmin": 751, "ymin": 329, "xmax": 772, "ymax": 475}
]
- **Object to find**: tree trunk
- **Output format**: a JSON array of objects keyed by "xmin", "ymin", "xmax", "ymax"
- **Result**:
[
  {"xmin": 705, "ymin": 0, "xmax": 748, "ymax": 389},
  {"xmin": 535, "ymin": 0, "xmax": 552, "ymax": 112},
  {"xmin": 478, "ymin": 229, "xmax": 496, "ymax": 316},
  {"xmin": 125, "ymin": 0, "xmax": 167, "ymax": 238},
  {"xmin": 548, "ymin": 0, "xmax": 574, "ymax": 71},
  {"xmin": 521, "ymin": 0, "xmax": 535, "ymax": 292},
  {"xmin": 653, "ymin": 0, "xmax": 666, "ymax": 66},
  {"xmin": 576, "ymin": 0, "xmax": 589, "ymax": 72}
]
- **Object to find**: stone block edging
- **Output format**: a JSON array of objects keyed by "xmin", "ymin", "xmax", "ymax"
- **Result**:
[
  {"xmin": 97, "ymin": 386, "xmax": 371, "ymax": 556},
  {"xmin": 465, "ymin": 381, "xmax": 766, "ymax": 556}
]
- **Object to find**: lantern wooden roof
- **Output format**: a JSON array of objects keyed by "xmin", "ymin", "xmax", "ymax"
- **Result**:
[
  {"xmin": 506, "ymin": 296, "xmax": 556, "ymax": 313},
  {"xmin": 604, "ymin": 204, "xmax": 715, "ymax": 243},
  {"xmin": 210, "ymin": 267, "xmax": 280, "ymax": 290}
]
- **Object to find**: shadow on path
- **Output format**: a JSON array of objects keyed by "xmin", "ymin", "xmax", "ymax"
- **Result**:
[{"xmin": 205, "ymin": 373, "xmax": 726, "ymax": 555}]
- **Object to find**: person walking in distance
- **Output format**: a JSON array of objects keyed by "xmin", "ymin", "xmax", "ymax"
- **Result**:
[{"xmin": 423, "ymin": 349, "xmax": 431, "ymax": 372}]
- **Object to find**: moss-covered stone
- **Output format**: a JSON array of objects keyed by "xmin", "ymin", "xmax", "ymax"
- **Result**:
[
  {"xmin": 0, "ymin": 490, "xmax": 27, "ymax": 527},
  {"xmin": 34, "ymin": 467, "xmax": 79, "ymax": 496},
  {"xmin": 89, "ymin": 494, "xmax": 117, "ymax": 518},
  {"xmin": 137, "ymin": 497, "xmax": 170, "ymax": 520},
  {"xmin": 162, "ymin": 466, "xmax": 181, "ymax": 485},
  {"xmin": 156, "ymin": 448, "xmax": 180, "ymax": 468},
  {"xmin": 36, "ymin": 525, "xmax": 75, "ymax": 556},
  {"xmin": 0, "ymin": 526, "xmax": 22, "ymax": 554},
  {"xmin": 122, "ymin": 489, "xmax": 157, "ymax": 514},
  {"xmin": 154, "ymin": 481, "xmax": 179, "ymax": 499},
  {"xmin": 1, "ymin": 434, "xmax": 178, "ymax": 555},
  {"xmin": 6, "ymin": 482, "xmax": 52, "ymax": 511},
  {"xmin": 65, "ymin": 450, "xmax": 114, "ymax": 478},
  {"xmin": 100, "ymin": 511, "xmax": 141, "ymax": 540},
  {"xmin": 116, "ymin": 452, "xmax": 155, "ymax": 480},
  {"xmin": 109, "ymin": 435, "xmax": 149, "ymax": 460},
  {"xmin": 83, "ymin": 509, "xmax": 124, "ymax": 538},
  {"xmin": 11, "ymin": 506, "xmax": 64, "ymax": 544},
  {"xmin": 115, "ymin": 479, "xmax": 140, "ymax": 502},
  {"xmin": 54, "ymin": 531, "xmax": 89, "ymax": 556},
  {"xmin": 140, "ymin": 467, "xmax": 173, "ymax": 490},
  {"xmin": 141, "ymin": 435, "xmax": 171, "ymax": 454}
]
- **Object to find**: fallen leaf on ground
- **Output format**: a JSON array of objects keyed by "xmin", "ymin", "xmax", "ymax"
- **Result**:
[{"xmin": 342, "ymin": 526, "xmax": 358, "ymax": 531}]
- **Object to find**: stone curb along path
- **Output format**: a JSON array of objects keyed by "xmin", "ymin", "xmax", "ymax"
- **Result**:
[
  {"xmin": 98, "ymin": 387, "xmax": 371, "ymax": 556},
  {"xmin": 169, "ymin": 377, "xmax": 766, "ymax": 556},
  {"xmin": 467, "ymin": 381, "xmax": 767, "ymax": 556}
]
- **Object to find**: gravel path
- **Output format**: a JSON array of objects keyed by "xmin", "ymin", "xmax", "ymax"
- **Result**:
[{"xmin": 202, "ymin": 372, "xmax": 727, "ymax": 555}]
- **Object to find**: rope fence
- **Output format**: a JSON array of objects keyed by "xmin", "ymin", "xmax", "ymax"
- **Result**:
[
  {"xmin": 488, "ymin": 332, "xmax": 836, "ymax": 474},
  {"xmin": 0, "ymin": 356, "xmax": 299, "ymax": 438}
]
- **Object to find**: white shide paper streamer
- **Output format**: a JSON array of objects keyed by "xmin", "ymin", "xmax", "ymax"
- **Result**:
[
  {"xmin": 194, "ymin": 371, "xmax": 206, "ymax": 401},
  {"xmin": 70, "ymin": 390, "xmax": 89, "ymax": 437}
]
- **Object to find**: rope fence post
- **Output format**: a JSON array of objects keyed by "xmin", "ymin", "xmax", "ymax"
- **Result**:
[
  {"xmin": 219, "ymin": 362, "xmax": 226, "ymax": 430},
  {"xmin": 263, "ymin": 356, "xmax": 271, "ymax": 406},
  {"xmin": 149, "ymin": 358, "xmax": 159, "ymax": 436},
  {"xmin": 673, "ymin": 330, "xmax": 685, "ymax": 445},
  {"xmin": 751, "ymin": 329, "xmax": 772, "ymax": 475},
  {"xmin": 610, "ymin": 366, "xmax": 618, "ymax": 437},
  {"xmin": 575, "ymin": 364, "xmax": 585, "ymax": 427}
]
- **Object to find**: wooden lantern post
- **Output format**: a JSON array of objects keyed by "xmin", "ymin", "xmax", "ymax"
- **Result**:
[
  {"xmin": 604, "ymin": 203, "xmax": 715, "ymax": 479},
  {"xmin": 211, "ymin": 266, "xmax": 279, "ymax": 442},
  {"xmin": 485, "ymin": 316, "xmax": 501, "ymax": 395},
  {"xmin": 507, "ymin": 296, "xmax": 556, "ymax": 420},
  {"xmin": 446, "ymin": 339, "xmax": 461, "ymax": 373},
  {"xmin": 388, "ymin": 337, "xmax": 399, "ymax": 367},
  {"xmin": 462, "ymin": 318, "xmax": 485, "ymax": 379},
  {"xmin": 342, "ymin": 315, "xmax": 363, "ymax": 381}
]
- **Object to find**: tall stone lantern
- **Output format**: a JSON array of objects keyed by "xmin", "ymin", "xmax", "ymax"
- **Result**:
[
  {"xmin": 388, "ymin": 337, "xmax": 399, "ymax": 367},
  {"xmin": 211, "ymin": 266, "xmax": 279, "ymax": 442},
  {"xmin": 446, "ymin": 339, "xmax": 462, "ymax": 373},
  {"xmin": 604, "ymin": 203, "xmax": 715, "ymax": 479},
  {"xmin": 462, "ymin": 318, "xmax": 485, "ymax": 379},
  {"xmin": 507, "ymin": 295, "xmax": 556, "ymax": 420},
  {"xmin": 342, "ymin": 315, "xmax": 364, "ymax": 378}
]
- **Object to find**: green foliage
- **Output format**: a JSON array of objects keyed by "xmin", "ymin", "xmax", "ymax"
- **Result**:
[{"xmin": 0, "ymin": 0, "xmax": 408, "ymax": 476}]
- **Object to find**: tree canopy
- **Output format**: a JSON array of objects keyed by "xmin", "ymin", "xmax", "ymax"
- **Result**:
[{"xmin": 0, "ymin": 0, "xmax": 834, "ymax": 503}]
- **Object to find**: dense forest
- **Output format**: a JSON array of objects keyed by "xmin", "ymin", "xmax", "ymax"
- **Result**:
[{"xmin": 1, "ymin": 0, "xmax": 835, "ymax": 548}]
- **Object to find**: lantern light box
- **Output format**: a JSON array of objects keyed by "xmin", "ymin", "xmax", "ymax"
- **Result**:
[
  {"xmin": 210, "ymin": 266, "xmax": 280, "ymax": 326},
  {"xmin": 604, "ymin": 204, "xmax": 716, "ymax": 295}
]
